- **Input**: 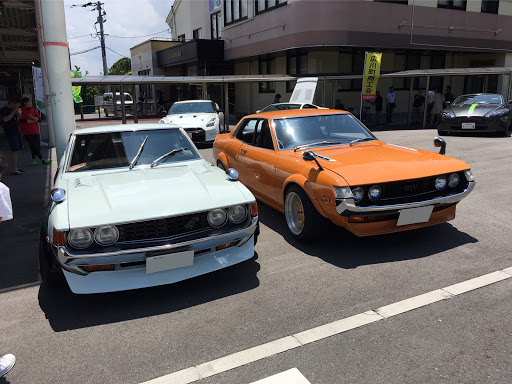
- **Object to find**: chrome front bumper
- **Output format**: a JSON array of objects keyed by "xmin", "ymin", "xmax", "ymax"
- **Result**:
[
  {"xmin": 335, "ymin": 181, "xmax": 475, "ymax": 216},
  {"xmin": 54, "ymin": 217, "xmax": 258, "ymax": 275}
]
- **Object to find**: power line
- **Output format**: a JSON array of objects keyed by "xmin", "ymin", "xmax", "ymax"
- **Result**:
[
  {"xmin": 70, "ymin": 46, "xmax": 100, "ymax": 56},
  {"xmin": 106, "ymin": 46, "xmax": 127, "ymax": 58},
  {"xmin": 107, "ymin": 29, "xmax": 171, "ymax": 39},
  {"xmin": 68, "ymin": 33, "xmax": 97, "ymax": 40}
]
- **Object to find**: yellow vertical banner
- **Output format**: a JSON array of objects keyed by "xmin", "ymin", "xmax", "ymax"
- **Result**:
[{"xmin": 362, "ymin": 52, "xmax": 382, "ymax": 102}]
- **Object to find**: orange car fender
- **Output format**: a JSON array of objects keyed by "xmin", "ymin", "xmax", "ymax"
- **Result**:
[
  {"xmin": 281, "ymin": 174, "xmax": 329, "ymax": 218},
  {"xmin": 216, "ymin": 152, "xmax": 229, "ymax": 169}
]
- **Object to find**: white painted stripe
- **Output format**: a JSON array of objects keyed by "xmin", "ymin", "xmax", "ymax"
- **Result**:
[
  {"xmin": 442, "ymin": 271, "xmax": 511, "ymax": 296},
  {"xmin": 140, "ymin": 367, "xmax": 201, "ymax": 384},
  {"xmin": 294, "ymin": 311, "xmax": 383, "ymax": 345},
  {"xmin": 249, "ymin": 368, "xmax": 311, "ymax": 384},
  {"xmin": 502, "ymin": 266, "xmax": 512, "ymax": 276},
  {"xmin": 196, "ymin": 336, "xmax": 302, "ymax": 378},
  {"xmin": 375, "ymin": 289, "xmax": 453, "ymax": 318}
]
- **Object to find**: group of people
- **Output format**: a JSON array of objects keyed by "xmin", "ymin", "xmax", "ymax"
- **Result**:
[{"xmin": 0, "ymin": 96, "xmax": 51, "ymax": 175}]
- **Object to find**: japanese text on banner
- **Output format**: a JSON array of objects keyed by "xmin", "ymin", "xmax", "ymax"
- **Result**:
[{"xmin": 362, "ymin": 52, "xmax": 382, "ymax": 102}]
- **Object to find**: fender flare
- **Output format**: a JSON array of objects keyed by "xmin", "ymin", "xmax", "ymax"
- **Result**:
[
  {"xmin": 216, "ymin": 152, "xmax": 229, "ymax": 169},
  {"xmin": 282, "ymin": 174, "xmax": 329, "ymax": 218}
]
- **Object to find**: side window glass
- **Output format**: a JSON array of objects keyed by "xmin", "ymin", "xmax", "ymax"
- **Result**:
[
  {"xmin": 255, "ymin": 120, "xmax": 274, "ymax": 150},
  {"xmin": 236, "ymin": 119, "xmax": 258, "ymax": 144},
  {"xmin": 304, "ymin": 104, "xmax": 318, "ymax": 109}
]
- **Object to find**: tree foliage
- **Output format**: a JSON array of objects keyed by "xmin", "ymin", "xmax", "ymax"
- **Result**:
[{"xmin": 108, "ymin": 57, "xmax": 131, "ymax": 75}]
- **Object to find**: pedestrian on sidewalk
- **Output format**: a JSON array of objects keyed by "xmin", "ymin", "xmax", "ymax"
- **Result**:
[
  {"xmin": 0, "ymin": 155, "xmax": 16, "ymax": 378},
  {"xmin": 385, "ymin": 86, "xmax": 396, "ymax": 124},
  {"xmin": 19, "ymin": 97, "xmax": 51, "ymax": 166},
  {"xmin": 0, "ymin": 97, "xmax": 25, "ymax": 175}
]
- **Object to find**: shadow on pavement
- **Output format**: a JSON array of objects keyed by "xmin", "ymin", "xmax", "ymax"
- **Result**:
[
  {"xmin": 38, "ymin": 253, "xmax": 260, "ymax": 332},
  {"xmin": 257, "ymin": 202, "xmax": 478, "ymax": 269}
]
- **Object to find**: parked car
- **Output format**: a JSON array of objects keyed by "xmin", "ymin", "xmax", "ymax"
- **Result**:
[
  {"xmin": 40, "ymin": 124, "xmax": 258, "ymax": 294},
  {"xmin": 159, "ymin": 100, "xmax": 224, "ymax": 143},
  {"xmin": 103, "ymin": 92, "xmax": 134, "ymax": 117},
  {"xmin": 438, "ymin": 93, "xmax": 511, "ymax": 136},
  {"xmin": 213, "ymin": 109, "xmax": 475, "ymax": 239},
  {"xmin": 256, "ymin": 103, "xmax": 323, "ymax": 114}
]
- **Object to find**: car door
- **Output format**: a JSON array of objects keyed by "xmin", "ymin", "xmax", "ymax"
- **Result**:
[{"xmin": 236, "ymin": 118, "xmax": 278, "ymax": 205}]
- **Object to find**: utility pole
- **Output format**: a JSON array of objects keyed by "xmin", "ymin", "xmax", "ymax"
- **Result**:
[{"xmin": 95, "ymin": 1, "xmax": 108, "ymax": 90}]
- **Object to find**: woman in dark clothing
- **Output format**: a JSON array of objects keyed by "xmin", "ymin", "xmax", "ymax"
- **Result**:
[{"xmin": 19, "ymin": 97, "xmax": 51, "ymax": 165}]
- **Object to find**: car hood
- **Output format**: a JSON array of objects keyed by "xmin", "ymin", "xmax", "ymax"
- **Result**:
[
  {"xmin": 300, "ymin": 141, "xmax": 469, "ymax": 186},
  {"xmin": 445, "ymin": 104, "xmax": 502, "ymax": 117},
  {"xmin": 64, "ymin": 160, "xmax": 253, "ymax": 228},
  {"xmin": 161, "ymin": 113, "xmax": 216, "ymax": 127}
]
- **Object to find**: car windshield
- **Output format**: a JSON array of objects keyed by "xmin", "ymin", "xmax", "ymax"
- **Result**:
[
  {"xmin": 115, "ymin": 94, "xmax": 133, "ymax": 102},
  {"xmin": 260, "ymin": 104, "xmax": 302, "ymax": 113},
  {"xmin": 68, "ymin": 128, "xmax": 200, "ymax": 172},
  {"xmin": 452, "ymin": 94, "xmax": 503, "ymax": 106},
  {"xmin": 168, "ymin": 101, "xmax": 215, "ymax": 115},
  {"xmin": 273, "ymin": 114, "xmax": 375, "ymax": 150}
]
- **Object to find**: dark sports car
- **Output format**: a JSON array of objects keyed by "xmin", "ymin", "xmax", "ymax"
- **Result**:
[{"xmin": 438, "ymin": 93, "xmax": 511, "ymax": 136}]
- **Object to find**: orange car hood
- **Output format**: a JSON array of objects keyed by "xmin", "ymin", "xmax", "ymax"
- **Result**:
[{"xmin": 300, "ymin": 141, "xmax": 469, "ymax": 186}]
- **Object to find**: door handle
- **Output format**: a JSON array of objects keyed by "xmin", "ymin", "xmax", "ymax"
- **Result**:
[{"xmin": 241, "ymin": 148, "xmax": 248, "ymax": 153}]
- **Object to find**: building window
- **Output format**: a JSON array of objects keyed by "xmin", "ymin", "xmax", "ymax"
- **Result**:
[
  {"xmin": 255, "ymin": 0, "xmax": 287, "ymax": 15},
  {"xmin": 177, "ymin": 34, "xmax": 185, "ymax": 41},
  {"xmin": 286, "ymin": 49, "xmax": 308, "ymax": 92},
  {"xmin": 193, "ymin": 28, "xmax": 202, "ymax": 39},
  {"xmin": 138, "ymin": 69, "xmax": 153, "ymax": 99},
  {"xmin": 481, "ymin": 0, "xmax": 499, "ymax": 14},
  {"xmin": 211, "ymin": 11, "xmax": 221, "ymax": 39},
  {"xmin": 437, "ymin": 0, "xmax": 467, "ymax": 10},
  {"xmin": 259, "ymin": 54, "xmax": 276, "ymax": 93},
  {"xmin": 338, "ymin": 51, "xmax": 364, "ymax": 91},
  {"xmin": 225, "ymin": 0, "xmax": 248, "ymax": 25}
]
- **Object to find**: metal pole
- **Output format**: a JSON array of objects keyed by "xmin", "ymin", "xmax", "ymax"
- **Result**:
[
  {"xmin": 202, "ymin": 82, "xmax": 207, "ymax": 100},
  {"xmin": 120, "ymin": 84, "xmax": 126, "ymax": 124},
  {"xmin": 132, "ymin": 85, "xmax": 138, "ymax": 124},
  {"xmin": 322, "ymin": 79, "xmax": 326, "ymax": 107},
  {"xmin": 37, "ymin": 0, "xmax": 76, "ymax": 161},
  {"xmin": 360, "ymin": 51, "xmax": 368, "ymax": 120},
  {"xmin": 224, "ymin": 83, "xmax": 229, "ymax": 133},
  {"xmin": 422, "ymin": 76, "xmax": 430, "ymax": 129},
  {"xmin": 507, "ymin": 74, "xmax": 512, "ymax": 102},
  {"xmin": 96, "ymin": 1, "xmax": 108, "ymax": 92},
  {"xmin": 407, "ymin": 77, "xmax": 413, "ymax": 128},
  {"xmin": 80, "ymin": 102, "xmax": 84, "ymax": 120},
  {"xmin": 113, "ymin": 88, "xmax": 118, "ymax": 118}
]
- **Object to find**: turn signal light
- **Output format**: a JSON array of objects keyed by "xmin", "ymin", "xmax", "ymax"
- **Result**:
[
  {"xmin": 80, "ymin": 264, "xmax": 115, "ymax": 272},
  {"xmin": 250, "ymin": 202, "xmax": 258, "ymax": 216},
  {"xmin": 52, "ymin": 229, "xmax": 66, "ymax": 246},
  {"xmin": 216, "ymin": 240, "xmax": 240, "ymax": 251}
]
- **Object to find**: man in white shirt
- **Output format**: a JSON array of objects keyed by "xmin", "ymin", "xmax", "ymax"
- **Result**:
[
  {"xmin": 427, "ymin": 89, "xmax": 435, "ymax": 125},
  {"xmin": 386, "ymin": 86, "xmax": 396, "ymax": 124}
]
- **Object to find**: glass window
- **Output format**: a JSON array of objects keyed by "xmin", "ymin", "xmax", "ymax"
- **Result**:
[
  {"xmin": 255, "ymin": 120, "xmax": 274, "ymax": 150},
  {"xmin": 259, "ymin": 55, "xmax": 276, "ymax": 93},
  {"xmin": 236, "ymin": 119, "xmax": 260, "ymax": 144},
  {"xmin": 211, "ymin": 12, "xmax": 221, "ymax": 39},
  {"xmin": 168, "ymin": 101, "xmax": 215, "ymax": 114},
  {"xmin": 337, "ymin": 51, "xmax": 364, "ymax": 91},
  {"xmin": 177, "ymin": 34, "xmax": 185, "ymax": 41},
  {"xmin": 437, "ymin": 0, "xmax": 467, "ymax": 11},
  {"xmin": 225, "ymin": 0, "xmax": 248, "ymax": 25},
  {"xmin": 287, "ymin": 50, "xmax": 308, "ymax": 92},
  {"xmin": 452, "ymin": 94, "xmax": 503, "ymax": 106},
  {"xmin": 481, "ymin": 0, "xmax": 499, "ymax": 14},
  {"xmin": 68, "ymin": 129, "xmax": 200, "ymax": 172},
  {"xmin": 255, "ymin": 0, "xmax": 286, "ymax": 14},
  {"xmin": 193, "ymin": 28, "xmax": 202, "ymax": 39}
]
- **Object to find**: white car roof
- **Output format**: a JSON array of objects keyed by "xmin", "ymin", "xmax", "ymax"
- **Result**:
[
  {"xmin": 73, "ymin": 123, "xmax": 181, "ymax": 135},
  {"xmin": 173, "ymin": 100, "xmax": 214, "ymax": 104}
]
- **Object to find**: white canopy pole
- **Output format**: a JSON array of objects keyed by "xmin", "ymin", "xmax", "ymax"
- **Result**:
[{"xmin": 36, "ymin": 0, "xmax": 76, "ymax": 162}]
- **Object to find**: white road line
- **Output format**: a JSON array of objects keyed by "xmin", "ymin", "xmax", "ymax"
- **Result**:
[
  {"xmin": 249, "ymin": 368, "xmax": 311, "ymax": 384},
  {"xmin": 140, "ymin": 266, "xmax": 512, "ymax": 384}
]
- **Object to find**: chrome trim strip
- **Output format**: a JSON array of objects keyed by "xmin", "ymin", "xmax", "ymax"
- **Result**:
[{"xmin": 335, "ymin": 181, "xmax": 475, "ymax": 215}]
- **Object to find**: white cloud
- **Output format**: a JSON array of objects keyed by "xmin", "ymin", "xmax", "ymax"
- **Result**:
[{"xmin": 64, "ymin": 0, "xmax": 173, "ymax": 76}]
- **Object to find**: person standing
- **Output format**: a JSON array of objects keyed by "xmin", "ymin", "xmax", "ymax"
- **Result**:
[
  {"xmin": 19, "ymin": 97, "xmax": 51, "ymax": 166},
  {"xmin": 431, "ymin": 88, "xmax": 445, "ymax": 126},
  {"xmin": 374, "ymin": 91, "xmax": 383, "ymax": 126},
  {"xmin": 427, "ymin": 89, "xmax": 435, "ymax": 125},
  {"xmin": 412, "ymin": 90, "xmax": 425, "ymax": 126},
  {"xmin": 444, "ymin": 86, "xmax": 454, "ymax": 106},
  {"xmin": 272, "ymin": 94, "xmax": 281, "ymax": 104},
  {"xmin": 385, "ymin": 86, "xmax": 396, "ymax": 124},
  {"xmin": 0, "ymin": 97, "xmax": 24, "ymax": 175},
  {"xmin": 138, "ymin": 92, "xmax": 145, "ymax": 115}
]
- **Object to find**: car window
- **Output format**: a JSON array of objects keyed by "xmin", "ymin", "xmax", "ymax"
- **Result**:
[
  {"xmin": 452, "ymin": 94, "xmax": 504, "ymax": 106},
  {"xmin": 303, "ymin": 104, "xmax": 318, "ymax": 109},
  {"xmin": 168, "ymin": 102, "xmax": 215, "ymax": 114},
  {"xmin": 254, "ymin": 120, "xmax": 274, "ymax": 150},
  {"xmin": 68, "ymin": 129, "xmax": 200, "ymax": 172},
  {"xmin": 236, "ymin": 119, "xmax": 260, "ymax": 145}
]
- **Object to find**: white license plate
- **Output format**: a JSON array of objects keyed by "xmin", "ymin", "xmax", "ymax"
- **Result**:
[
  {"xmin": 397, "ymin": 206, "xmax": 434, "ymax": 226},
  {"xmin": 146, "ymin": 250, "xmax": 194, "ymax": 274},
  {"xmin": 462, "ymin": 122, "xmax": 475, "ymax": 129}
]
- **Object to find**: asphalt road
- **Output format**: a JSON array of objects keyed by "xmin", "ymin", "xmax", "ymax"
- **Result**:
[{"xmin": 1, "ymin": 128, "xmax": 511, "ymax": 384}]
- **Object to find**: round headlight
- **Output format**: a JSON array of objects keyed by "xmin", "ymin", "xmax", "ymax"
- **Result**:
[
  {"xmin": 94, "ymin": 225, "xmax": 119, "ymax": 246},
  {"xmin": 228, "ymin": 205, "xmax": 247, "ymax": 224},
  {"xmin": 435, "ymin": 176, "xmax": 447, "ymax": 190},
  {"xmin": 208, "ymin": 208, "xmax": 227, "ymax": 227},
  {"xmin": 448, "ymin": 173, "xmax": 460, "ymax": 188},
  {"xmin": 352, "ymin": 187, "xmax": 364, "ymax": 202},
  {"xmin": 68, "ymin": 228, "xmax": 93, "ymax": 249},
  {"xmin": 368, "ymin": 185, "xmax": 381, "ymax": 201}
]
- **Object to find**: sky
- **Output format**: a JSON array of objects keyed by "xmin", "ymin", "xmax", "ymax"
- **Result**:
[{"xmin": 64, "ymin": 0, "xmax": 173, "ymax": 76}]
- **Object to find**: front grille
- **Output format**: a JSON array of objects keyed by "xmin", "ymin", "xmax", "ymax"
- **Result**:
[
  {"xmin": 452, "ymin": 116, "xmax": 488, "ymax": 124},
  {"xmin": 184, "ymin": 128, "xmax": 205, "ymax": 142},
  {"xmin": 354, "ymin": 172, "xmax": 468, "ymax": 207}
]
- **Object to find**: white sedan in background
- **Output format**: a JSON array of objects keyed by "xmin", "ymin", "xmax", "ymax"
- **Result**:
[
  {"xmin": 159, "ymin": 100, "xmax": 224, "ymax": 143},
  {"xmin": 256, "ymin": 102, "xmax": 323, "ymax": 114}
]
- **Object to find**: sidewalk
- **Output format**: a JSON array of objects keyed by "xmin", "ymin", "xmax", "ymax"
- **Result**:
[{"xmin": 0, "ymin": 134, "xmax": 56, "ymax": 291}]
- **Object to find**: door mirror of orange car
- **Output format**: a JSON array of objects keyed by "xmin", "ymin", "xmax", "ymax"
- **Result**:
[
  {"xmin": 303, "ymin": 150, "xmax": 324, "ymax": 171},
  {"xmin": 434, "ymin": 137, "xmax": 446, "ymax": 155}
]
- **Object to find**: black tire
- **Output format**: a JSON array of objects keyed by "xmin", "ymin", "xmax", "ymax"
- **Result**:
[
  {"xmin": 217, "ymin": 160, "xmax": 226, "ymax": 171},
  {"xmin": 39, "ymin": 240, "xmax": 65, "ymax": 288},
  {"xmin": 284, "ymin": 185, "xmax": 328, "ymax": 241}
]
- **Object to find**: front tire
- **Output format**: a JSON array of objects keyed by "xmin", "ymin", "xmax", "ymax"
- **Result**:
[
  {"xmin": 217, "ymin": 160, "xmax": 226, "ymax": 171},
  {"xmin": 284, "ymin": 185, "xmax": 328, "ymax": 241},
  {"xmin": 39, "ymin": 241, "xmax": 65, "ymax": 288}
]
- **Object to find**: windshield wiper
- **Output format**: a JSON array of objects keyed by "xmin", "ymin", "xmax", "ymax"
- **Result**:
[
  {"xmin": 293, "ymin": 141, "xmax": 341, "ymax": 152},
  {"xmin": 349, "ymin": 137, "xmax": 376, "ymax": 147},
  {"xmin": 150, "ymin": 147, "xmax": 187, "ymax": 168},
  {"xmin": 129, "ymin": 135, "xmax": 148, "ymax": 170}
]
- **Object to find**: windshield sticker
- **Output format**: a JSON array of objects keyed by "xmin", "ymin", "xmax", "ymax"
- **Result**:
[
  {"xmin": 468, "ymin": 103, "xmax": 478, "ymax": 116},
  {"xmin": 69, "ymin": 163, "xmax": 86, "ymax": 171},
  {"xmin": 387, "ymin": 143, "xmax": 418, "ymax": 152}
]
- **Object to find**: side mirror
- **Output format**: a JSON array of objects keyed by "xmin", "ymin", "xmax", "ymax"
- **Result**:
[
  {"xmin": 303, "ymin": 150, "xmax": 323, "ymax": 171},
  {"xmin": 50, "ymin": 188, "xmax": 66, "ymax": 203},
  {"xmin": 226, "ymin": 168, "xmax": 238, "ymax": 181},
  {"xmin": 434, "ymin": 137, "xmax": 446, "ymax": 155},
  {"xmin": 256, "ymin": 110, "xmax": 261, "ymax": 114}
]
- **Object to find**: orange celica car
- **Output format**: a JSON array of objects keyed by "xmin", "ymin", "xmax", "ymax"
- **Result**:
[{"xmin": 213, "ymin": 109, "xmax": 475, "ymax": 239}]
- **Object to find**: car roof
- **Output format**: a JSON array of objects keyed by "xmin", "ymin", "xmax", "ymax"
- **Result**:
[
  {"xmin": 173, "ymin": 100, "xmax": 214, "ymax": 104},
  {"xmin": 73, "ymin": 123, "xmax": 181, "ymax": 135},
  {"xmin": 245, "ymin": 108, "xmax": 349, "ymax": 119},
  {"xmin": 458, "ymin": 93, "xmax": 502, "ymax": 97}
]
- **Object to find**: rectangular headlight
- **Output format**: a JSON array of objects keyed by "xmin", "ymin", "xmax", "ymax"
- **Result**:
[
  {"xmin": 464, "ymin": 169, "xmax": 475, "ymax": 181},
  {"xmin": 333, "ymin": 186, "xmax": 353, "ymax": 199}
]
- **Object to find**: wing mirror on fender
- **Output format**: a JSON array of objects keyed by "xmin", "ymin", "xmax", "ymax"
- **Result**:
[
  {"xmin": 226, "ymin": 168, "xmax": 238, "ymax": 181},
  {"xmin": 434, "ymin": 137, "xmax": 446, "ymax": 155},
  {"xmin": 303, "ymin": 150, "xmax": 324, "ymax": 171}
]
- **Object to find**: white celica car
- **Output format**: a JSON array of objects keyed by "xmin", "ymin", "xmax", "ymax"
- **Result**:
[
  {"xmin": 159, "ymin": 100, "xmax": 224, "ymax": 143},
  {"xmin": 40, "ymin": 124, "xmax": 258, "ymax": 294}
]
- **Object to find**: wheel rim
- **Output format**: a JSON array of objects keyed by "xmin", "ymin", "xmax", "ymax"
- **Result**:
[{"xmin": 285, "ymin": 192, "xmax": 305, "ymax": 235}]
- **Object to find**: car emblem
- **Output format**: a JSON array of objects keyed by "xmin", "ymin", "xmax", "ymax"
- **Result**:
[
  {"xmin": 184, "ymin": 216, "xmax": 200, "ymax": 230},
  {"xmin": 404, "ymin": 183, "xmax": 419, "ymax": 192}
]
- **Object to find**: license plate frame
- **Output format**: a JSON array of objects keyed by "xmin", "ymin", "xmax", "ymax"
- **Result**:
[
  {"xmin": 397, "ymin": 205, "xmax": 434, "ymax": 226},
  {"xmin": 462, "ymin": 122, "xmax": 475, "ymax": 129},
  {"xmin": 146, "ymin": 250, "xmax": 194, "ymax": 274}
]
